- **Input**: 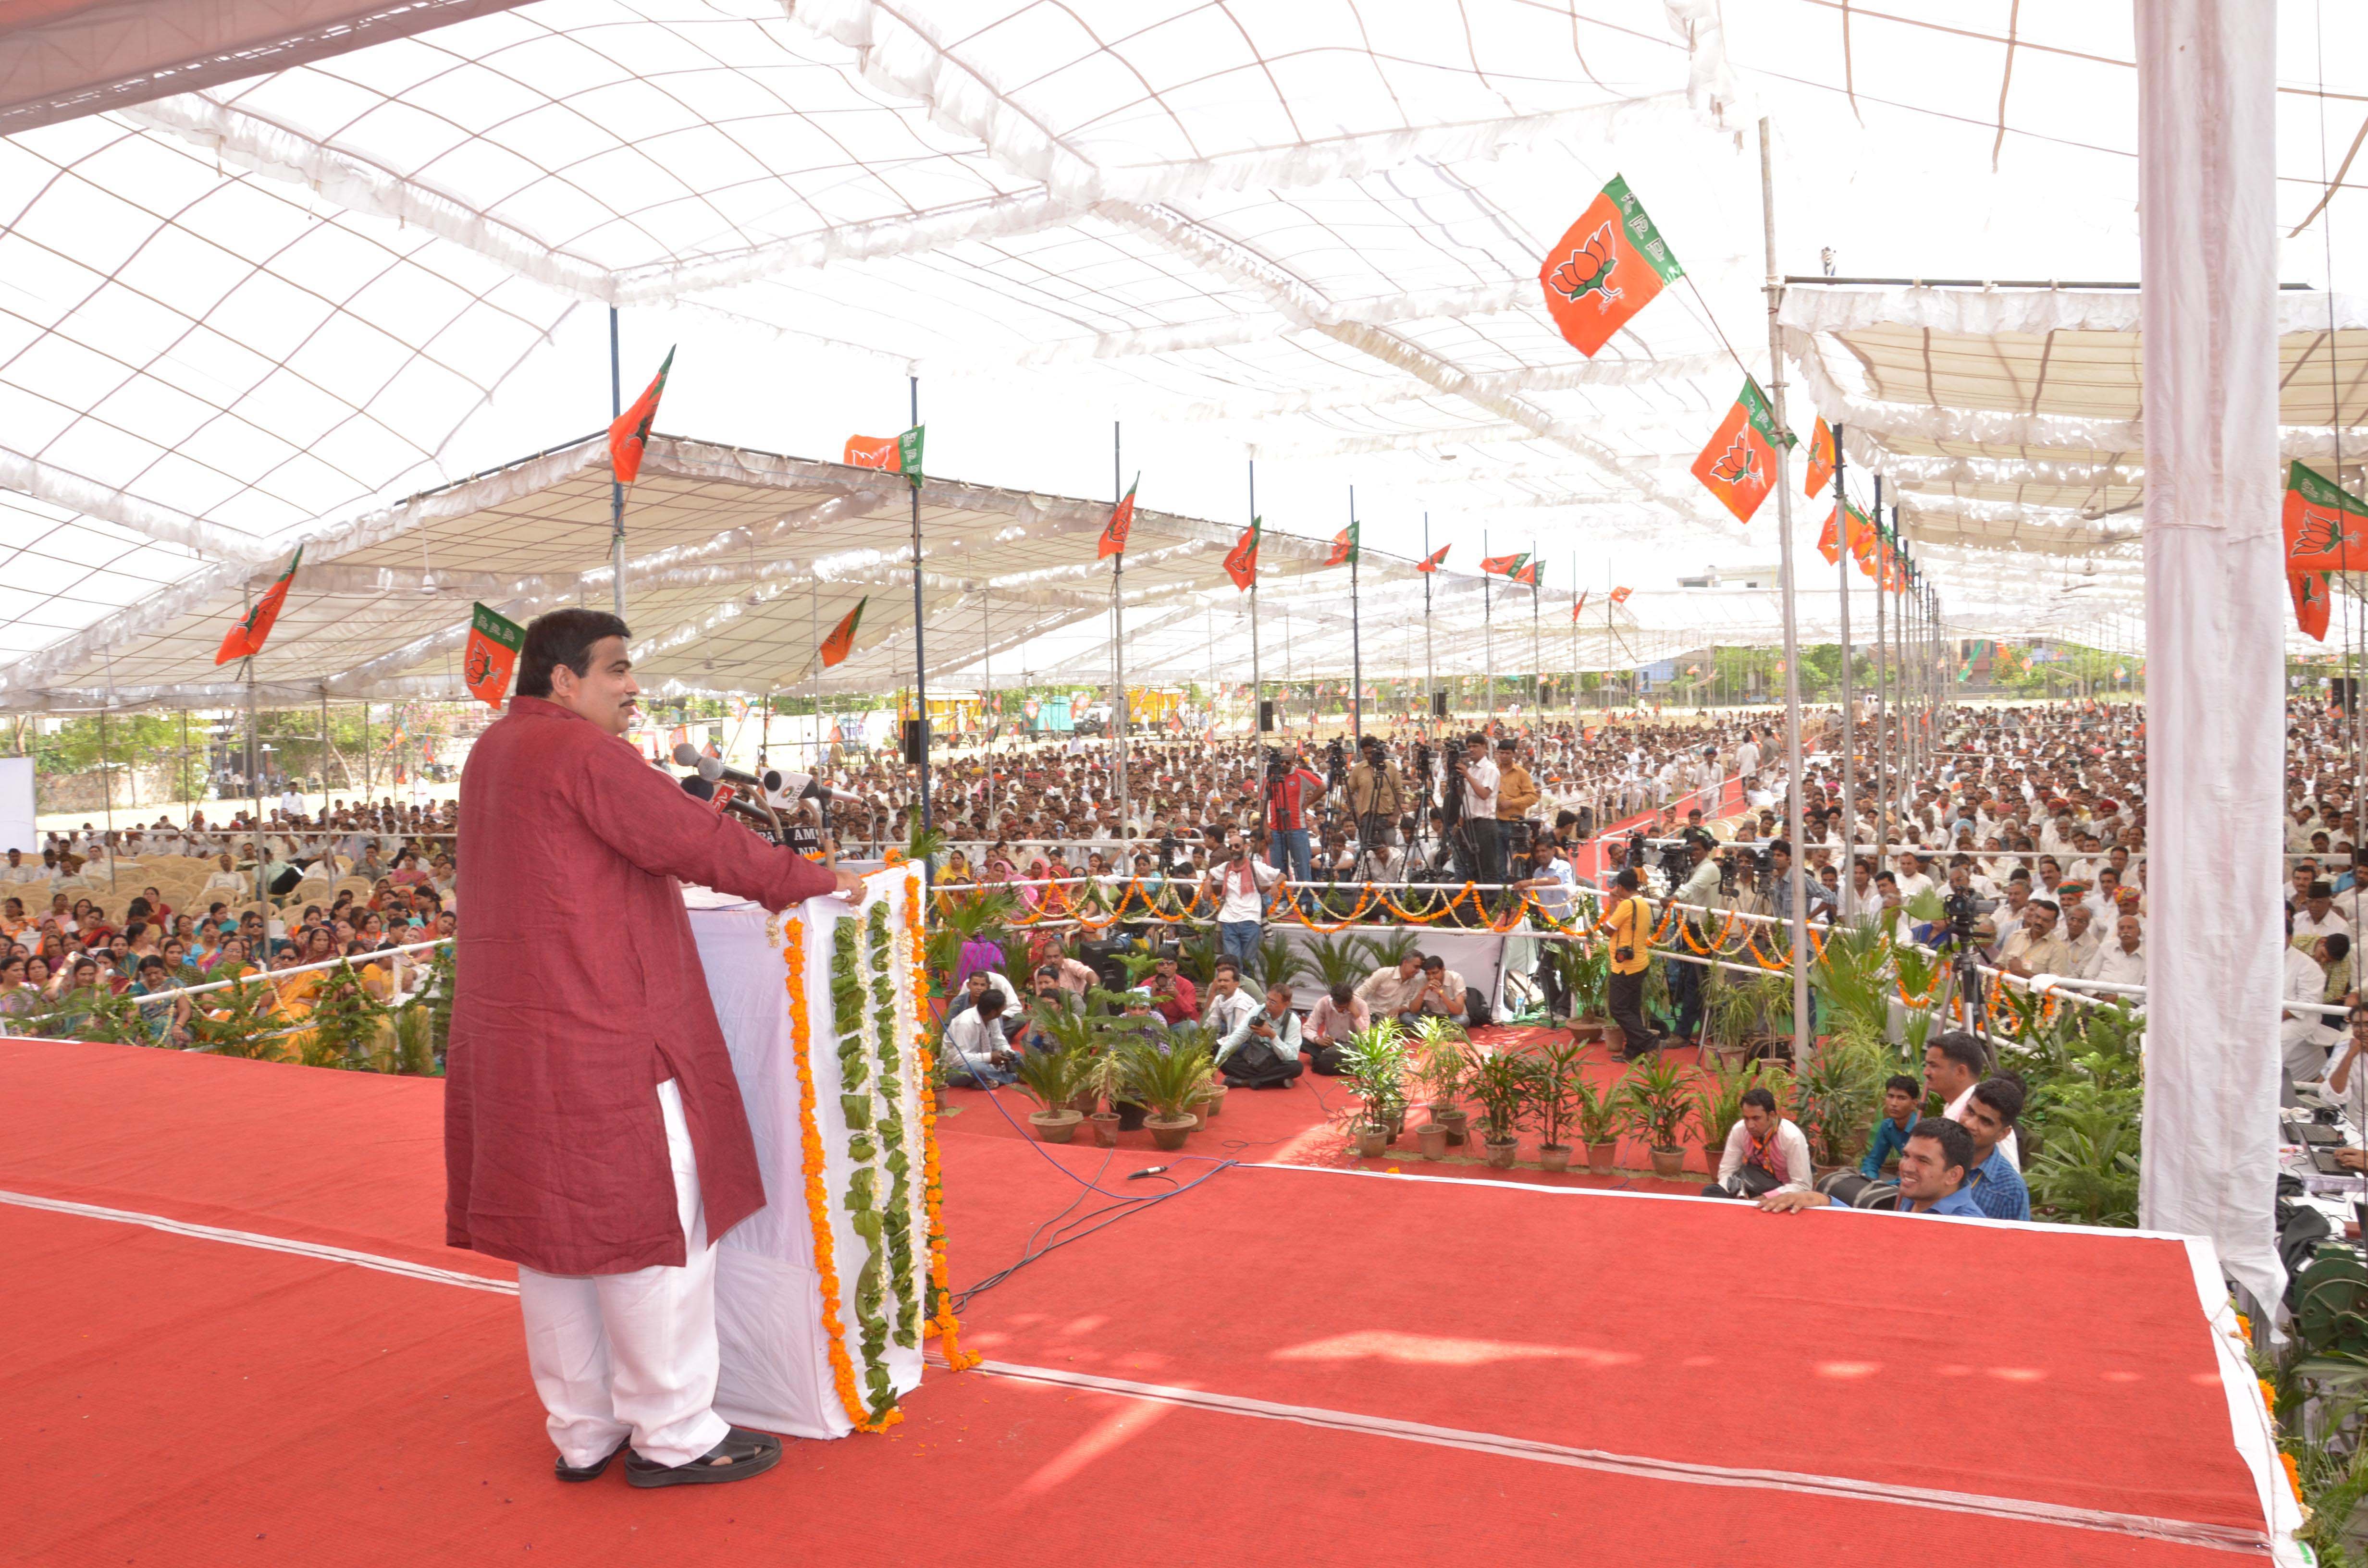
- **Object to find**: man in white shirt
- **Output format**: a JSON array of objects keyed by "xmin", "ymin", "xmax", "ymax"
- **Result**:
[
  {"xmin": 2284, "ymin": 934, "xmax": 2346, "ymax": 1083},
  {"xmin": 1203, "ymin": 842, "xmax": 1281, "ymax": 971},
  {"xmin": 2078, "ymin": 914, "xmax": 2146, "ymax": 988},
  {"xmin": 1200, "ymin": 961, "xmax": 1260, "ymax": 1045},
  {"xmin": 1701, "ymin": 1086, "xmax": 1813, "ymax": 1198},
  {"xmin": 1453, "ymin": 734, "xmax": 1502, "ymax": 888},
  {"xmin": 942, "ymin": 989, "xmax": 1017, "ymax": 1086},
  {"xmin": 2058, "ymin": 900, "xmax": 2101, "ymax": 975},
  {"xmin": 2294, "ymin": 882, "xmax": 2352, "ymax": 950},
  {"xmin": 2, "ymin": 848, "xmax": 46, "ymax": 885},
  {"xmin": 1924, "ymin": 1030, "xmax": 2018, "ymax": 1167},
  {"xmin": 1734, "ymin": 730, "xmax": 1762, "ymax": 787}
]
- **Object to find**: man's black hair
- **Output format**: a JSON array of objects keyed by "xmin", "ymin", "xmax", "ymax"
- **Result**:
[
  {"xmin": 1908, "ymin": 1116, "xmax": 1974, "ymax": 1180},
  {"xmin": 974, "ymin": 989, "xmax": 1007, "ymax": 1018},
  {"xmin": 1928, "ymin": 1029, "xmax": 1989, "ymax": 1078},
  {"xmin": 1329, "ymin": 980, "xmax": 1352, "ymax": 1005},
  {"xmin": 1213, "ymin": 959, "xmax": 1242, "ymax": 979},
  {"xmin": 1969, "ymin": 1076, "xmax": 2024, "ymax": 1126},
  {"xmin": 517, "ymin": 609, "xmax": 630, "ymax": 698},
  {"xmin": 2330, "ymin": 932, "xmax": 2354, "ymax": 963},
  {"xmin": 1740, "ymin": 1086, "xmax": 1777, "ymax": 1115},
  {"xmin": 1884, "ymin": 1073, "xmax": 1922, "ymax": 1098},
  {"xmin": 1419, "ymin": 954, "xmax": 1445, "ymax": 971}
]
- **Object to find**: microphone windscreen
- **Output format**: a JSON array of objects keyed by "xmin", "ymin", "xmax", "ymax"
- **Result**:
[
  {"xmin": 679, "ymin": 774, "xmax": 717, "ymax": 801},
  {"xmin": 697, "ymin": 756, "xmax": 727, "ymax": 783},
  {"xmin": 760, "ymin": 769, "xmax": 783, "ymax": 794},
  {"xmin": 671, "ymin": 742, "xmax": 702, "ymax": 767}
]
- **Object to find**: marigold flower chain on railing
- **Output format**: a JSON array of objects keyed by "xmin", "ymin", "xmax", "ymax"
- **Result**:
[
  {"xmin": 906, "ymin": 873, "xmax": 979, "ymax": 1371},
  {"xmin": 782, "ymin": 920, "xmax": 888, "ymax": 1433}
]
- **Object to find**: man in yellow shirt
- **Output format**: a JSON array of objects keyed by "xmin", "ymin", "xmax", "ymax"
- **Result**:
[{"xmin": 1604, "ymin": 868, "xmax": 1663, "ymax": 1059}]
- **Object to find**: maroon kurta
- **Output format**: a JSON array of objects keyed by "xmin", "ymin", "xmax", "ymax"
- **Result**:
[{"xmin": 445, "ymin": 695, "xmax": 839, "ymax": 1274}]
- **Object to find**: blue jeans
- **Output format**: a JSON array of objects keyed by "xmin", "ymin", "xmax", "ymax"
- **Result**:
[
  {"xmin": 1269, "ymin": 827, "xmax": 1313, "ymax": 884},
  {"xmin": 947, "ymin": 1060, "xmax": 1018, "ymax": 1087},
  {"xmin": 1219, "ymin": 919, "xmax": 1263, "ymax": 971}
]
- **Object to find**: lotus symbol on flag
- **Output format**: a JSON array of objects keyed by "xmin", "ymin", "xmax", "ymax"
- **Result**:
[
  {"xmin": 2294, "ymin": 509, "xmax": 2352, "ymax": 558},
  {"xmin": 465, "ymin": 646, "xmax": 495, "ymax": 687},
  {"xmin": 1547, "ymin": 223, "xmax": 1623, "ymax": 309},
  {"xmin": 1709, "ymin": 435, "xmax": 1763, "ymax": 490}
]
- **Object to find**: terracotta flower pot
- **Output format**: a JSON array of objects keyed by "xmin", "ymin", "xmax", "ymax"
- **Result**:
[
  {"xmin": 1648, "ymin": 1146, "xmax": 1686, "ymax": 1179},
  {"xmin": 1441, "ymin": 1107, "xmax": 1470, "ymax": 1147},
  {"xmin": 1068, "ymin": 1087, "xmax": 1100, "ymax": 1115},
  {"xmin": 1483, "ymin": 1138, "xmax": 1519, "ymax": 1170},
  {"xmin": 1354, "ymin": 1124, "xmax": 1389, "ymax": 1159},
  {"xmin": 1200, "ymin": 1085, "xmax": 1228, "ymax": 1120},
  {"xmin": 1030, "ymin": 1108, "xmax": 1085, "ymax": 1145},
  {"xmin": 1145, "ymin": 1113, "xmax": 1196, "ymax": 1152},
  {"xmin": 932, "ymin": 1087, "xmax": 950, "ymax": 1113},
  {"xmin": 1416, "ymin": 1121, "xmax": 1449, "ymax": 1160},
  {"xmin": 1567, "ymin": 1021, "xmax": 1605, "ymax": 1043},
  {"xmin": 1586, "ymin": 1140, "xmax": 1619, "ymax": 1175},
  {"xmin": 1090, "ymin": 1111, "xmax": 1120, "ymax": 1147},
  {"xmin": 1538, "ymin": 1144, "xmax": 1572, "ymax": 1174}
]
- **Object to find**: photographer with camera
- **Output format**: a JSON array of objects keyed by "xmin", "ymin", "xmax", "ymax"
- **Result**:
[
  {"xmin": 1604, "ymin": 867, "xmax": 1664, "ymax": 1058},
  {"xmin": 1344, "ymin": 737, "xmax": 1408, "ymax": 880},
  {"xmin": 1492, "ymin": 739, "xmax": 1540, "ymax": 894},
  {"xmin": 1450, "ymin": 734, "xmax": 1503, "ymax": 890},
  {"xmin": 1701, "ymin": 1086, "xmax": 1813, "ymax": 1199},
  {"xmin": 1665, "ymin": 829, "xmax": 1722, "ymax": 1048},
  {"xmin": 1262, "ymin": 747, "xmax": 1329, "ymax": 903}
]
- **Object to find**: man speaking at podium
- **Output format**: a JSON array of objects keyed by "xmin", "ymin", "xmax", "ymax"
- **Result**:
[{"xmin": 446, "ymin": 609, "xmax": 865, "ymax": 1488}]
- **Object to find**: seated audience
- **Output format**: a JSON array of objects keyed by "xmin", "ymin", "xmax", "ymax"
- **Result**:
[{"xmin": 1217, "ymin": 981, "xmax": 1305, "ymax": 1090}]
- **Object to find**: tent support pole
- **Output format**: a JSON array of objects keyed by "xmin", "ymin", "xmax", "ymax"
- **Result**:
[
  {"xmin": 1760, "ymin": 115, "xmax": 1810, "ymax": 1072},
  {"xmin": 1251, "ymin": 461, "xmax": 1261, "ymax": 745},
  {"xmin": 911, "ymin": 374, "xmax": 930, "ymax": 838},
  {"xmin": 1111, "ymin": 421, "xmax": 1128, "ymax": 841},
  {"xmin": 1837, "ymin": 431, "xmax": 1855, "ymax": 884},
  {"xmin": 1349, "ymin": 485, "xmax": 1362, "ymax": 743},
  {"xmin": 609, "ymin": 306, "xmax": 626, "ymax": 621}
]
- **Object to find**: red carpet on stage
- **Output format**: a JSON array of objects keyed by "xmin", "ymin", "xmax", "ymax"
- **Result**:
[{"xmin": 0, "ymin": 1038, "xmax": 2280, "ymax": 1566}]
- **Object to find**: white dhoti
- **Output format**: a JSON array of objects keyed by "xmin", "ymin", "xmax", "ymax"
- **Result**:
[
  {"xmin": 2283, "ymin": 1017, "xmax": 2340, "ymax": 1084},
  {"xmin": 514, "ymin": 1079, "xmax": 731, "ymax": 1469}
]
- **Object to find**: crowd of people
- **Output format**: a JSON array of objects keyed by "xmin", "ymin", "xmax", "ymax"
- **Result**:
[{"xmin": 0, "ymin": 797, "xmax": 456, "ymax": 1039}]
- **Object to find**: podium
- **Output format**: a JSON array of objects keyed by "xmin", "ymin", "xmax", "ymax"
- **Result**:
[{"xmin": 683, "ymin": 865, "xmax": 947, "ymax": 1438}]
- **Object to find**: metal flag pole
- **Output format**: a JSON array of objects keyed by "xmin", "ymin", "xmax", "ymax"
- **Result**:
[
  {"xmin": 1529, "ymin": 539, "xmax": 1541, "ymax": 720},
  {"xmin": 1349, "ymin": 485, "xmax": 1363, "ymax": 742},
  {"xmin": 318, "ymin": 686, "xmax": 330, "ymax": 815},
  {"xmin": 1421, "ymin": 512, "xmax": 1434, "ymax": 727},
  {"xmin": 1836, "ymin": 427, "xmax": 1855, "ymax": 882},
  {"xmin": 911, "ymin": 374, "xmax": 930, "ymax": 836},
  {"xmin": 1759, "ymin": 115, "xmax": 1810, "ymax": 1071},
  {"xmin": 609, "ymin": 307, "xmax": 627, "ymax": 620},
  {"xmin": 1111, "ymin": 421, "xmax": 1130, "ymax": 842},
  {"xmin": 1571, "ymin": 558, "xmax": 1581, "ymax": 723},
  {"xmin": 1250, "ymin": 460, "xmax": 1262, "ymax": 744},
  {"xmin": 983, "ymin": 570, "xmax": 994, "ymax": 827},
  {"xmin": 809, "ymin": 579, "xmax": 823, "ymax": 781},
  {"xmin": 1482, "ymin": 528, "xmax": 1494, "ymax": 724}
]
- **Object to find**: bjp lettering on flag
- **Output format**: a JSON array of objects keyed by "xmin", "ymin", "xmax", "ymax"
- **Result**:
[
  {"xmin": 2284, "ymin": 460, "xmax": 2368, "ymax": 575},
  {"xmin": 1537, "ymin": 175, "xmax": 1683, "ymax": 357},
  {"xmin": 462, "ymin": 602, "xmax": 526, "ymax": 709}
]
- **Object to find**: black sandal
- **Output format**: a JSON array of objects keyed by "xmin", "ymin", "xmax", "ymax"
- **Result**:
[
  {"xmin": 624, "ymin": 1427, "xmax": 783, "ymax": 1489},
  {"xmin": 555, "ymin": 1435, "xmax": 630, "ymax": 1482}
]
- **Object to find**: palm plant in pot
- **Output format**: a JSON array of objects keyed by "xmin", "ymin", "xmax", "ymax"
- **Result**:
[
  {"xmin": 1334, "ymin": 1019, "xmax": 1409, "ymax": 1159},
  {"xmin": 1408, "ymin": 1014, "xmax": 1469, "ymax": 1152},
  {"xmin": 1013, "ymin": 1046, "xmax": 1085, "ymax": 1143},
  {"xmin": 1574, "ymin": 1072, "xmax": 1623, "ymax": 1174},
  {"xmin": 1544, "ymin": 942, "xmax": 1611, "ymax": 1035},
  {"xmin": 1123, "ymin": 1037, "xmax": 1213, "ymax": 1152},
  {"xmin": 1524, "ymin": 1035, "xmax": 1589, "ymax": 1173},
  {"xmin": 1618, "ymin": 1050, "xmax": 1701, "ymax": 1179},
  {"xmin": 1167, "ymin": 1021, "xmax": 1226, "ymax": 1125},
  {"xmin": 1468, "ymin": 1047, "xmax": 1537, "ymax": 1170}
]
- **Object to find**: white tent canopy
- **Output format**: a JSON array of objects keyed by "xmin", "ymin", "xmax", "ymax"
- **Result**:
[{"xmin": 4, "ymin": 1, "xmax": 2368, "ymax": 701}]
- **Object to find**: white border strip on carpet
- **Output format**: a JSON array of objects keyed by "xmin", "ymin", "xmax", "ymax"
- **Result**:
[
  {"xmin": 3, "ymin": 1184, "xmax": 2275, "ymax": 1556},
  {"xmin": 0, "ymin": 1188, "xmax": 520, "ymax": 1296},
  {"xmin": 946, "ymin": 1355, "xmax": 2270, "ymax": 1554}
]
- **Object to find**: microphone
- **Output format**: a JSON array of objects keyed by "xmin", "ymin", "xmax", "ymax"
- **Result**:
[
  {"xmin": 1125, "ymin": 1165, "xmax": 1171, "ymax": 1180},
  {"xmin": 680, "ymin": 772, "xmax": 779, "ymax": 834},
  {"xmin": 674, "ymin": 743, "xmax": 783, "ymax": 795}
]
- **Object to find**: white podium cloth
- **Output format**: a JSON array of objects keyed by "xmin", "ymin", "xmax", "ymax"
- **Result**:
[{"xmin": 687, "ymin": 868, "xmax": 927, "ymax": 1439}]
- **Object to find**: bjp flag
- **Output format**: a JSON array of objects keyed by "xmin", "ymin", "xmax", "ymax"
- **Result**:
[
  {"xmin": 1816, "ymin": 507, "xmax": 1840, "ymax": 566},
  {"xmin": 1691, "ymin": 378, "xmax": 1788, "ymax": 524},
  {"xmin": 1609, "ymin": 585, "xmax": 1632, "ymax": 604},
  {"xmin": 2293, "ymin": 570, "xmax": 2332, "ymax": 642},
  {"xmin": 1416, "ymin": 544, "xmax": 1449, "ymax": 572},
  {"xmin": 844, "ymin": 434, "xmax": 902, "ymax": 471},
  {"xmin": 461, "ymin": 602, "xmax": 526, "ymax": 708},
  {"xmin": 1571, "ymin": 590, "xmax": 1589, "ymax": 622},
  {"xmin": 2284, "ymin": 460, "xmax": 2368, "ymax": 574},
  {"xmin": 215, "ymin": 546, "xmax": 302, "ymax": 664},
  {"xmin": 820, "ymin": 597, "xmax": 867, "ymax": 667},
  {"xmin": 1538, "ymin": 174, "xmax": 1683, "ymax": 357},
  {"xmin": 1097, "ymin": 475, "xmax": 1139, "ymax": 559},
  {"xmin": 1222, "ymin": 517, "xmax": 1260, "ymax": 589},
  {"xmin": 609, "ymin": 347, "xmax": 673, "ymax": 485},
  {"xmin": 1510, "ymin": 556, "xmax": 1540, "ymax": 586},
  {"xmin": 1479, "ymin": 551, "xmax": 1529, "ymax": 576},
  {"xmin": 1325, "ymin": 522, "xmax": 1358, "ymax": 567},
  {"xmin": 1803, "ymin": 417, "xmax": 1836, "ymax": 497}
]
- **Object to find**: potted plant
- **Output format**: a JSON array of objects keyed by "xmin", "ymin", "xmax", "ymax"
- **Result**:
[
  {"xmin": 1334, "ymin": 1019, "xmax": 1409, "ymax": 1159},
  {"xmin": 1693, "ymin": 1054, "xmax": 1792, "ymax": 1176},
  {"xmin": 1525, "ymin": 1035, "xmax": 1588, "ymax": 1173},
  {"xmin": 1124, "ymin": 1038, "xmax": 1213, "ymax": 1152},
  {"xmin": 1468, "ymin": 1047, "xmax": 1535, "ymax": 1170},
  {"xmin": 1793, "ymin": 1037, "xmax": 1884, "ymax": 1171},
  {"xmin": 1014, "ymin": 1046, "xmax": 1084, "ymax": 1143},
  {"xmin": 1618, "ymin": 1051, "xmax": 1700, "ymax": 1179},
  {"xmin": 1574, "ymin": 1074, "xmax": 1622, "ymax": 1174},
  {"xmin": 1544, "ymin": 943, "xmax": 1610, "ymax": 1036},
  {"xmin": 1409, "ymin": 1013, "xmax": 1468, "ymax": 1119}
]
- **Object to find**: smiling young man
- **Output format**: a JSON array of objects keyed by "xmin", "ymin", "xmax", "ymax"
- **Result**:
[{"xmin": 446, "ymin": 609, "xmax": 865, "ymax": 1491}]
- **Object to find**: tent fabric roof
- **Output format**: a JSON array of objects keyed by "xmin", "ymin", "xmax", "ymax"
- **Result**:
[{"xmin": 3, "ymin": 2, "xmax": 2365, "ymax": 698}]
